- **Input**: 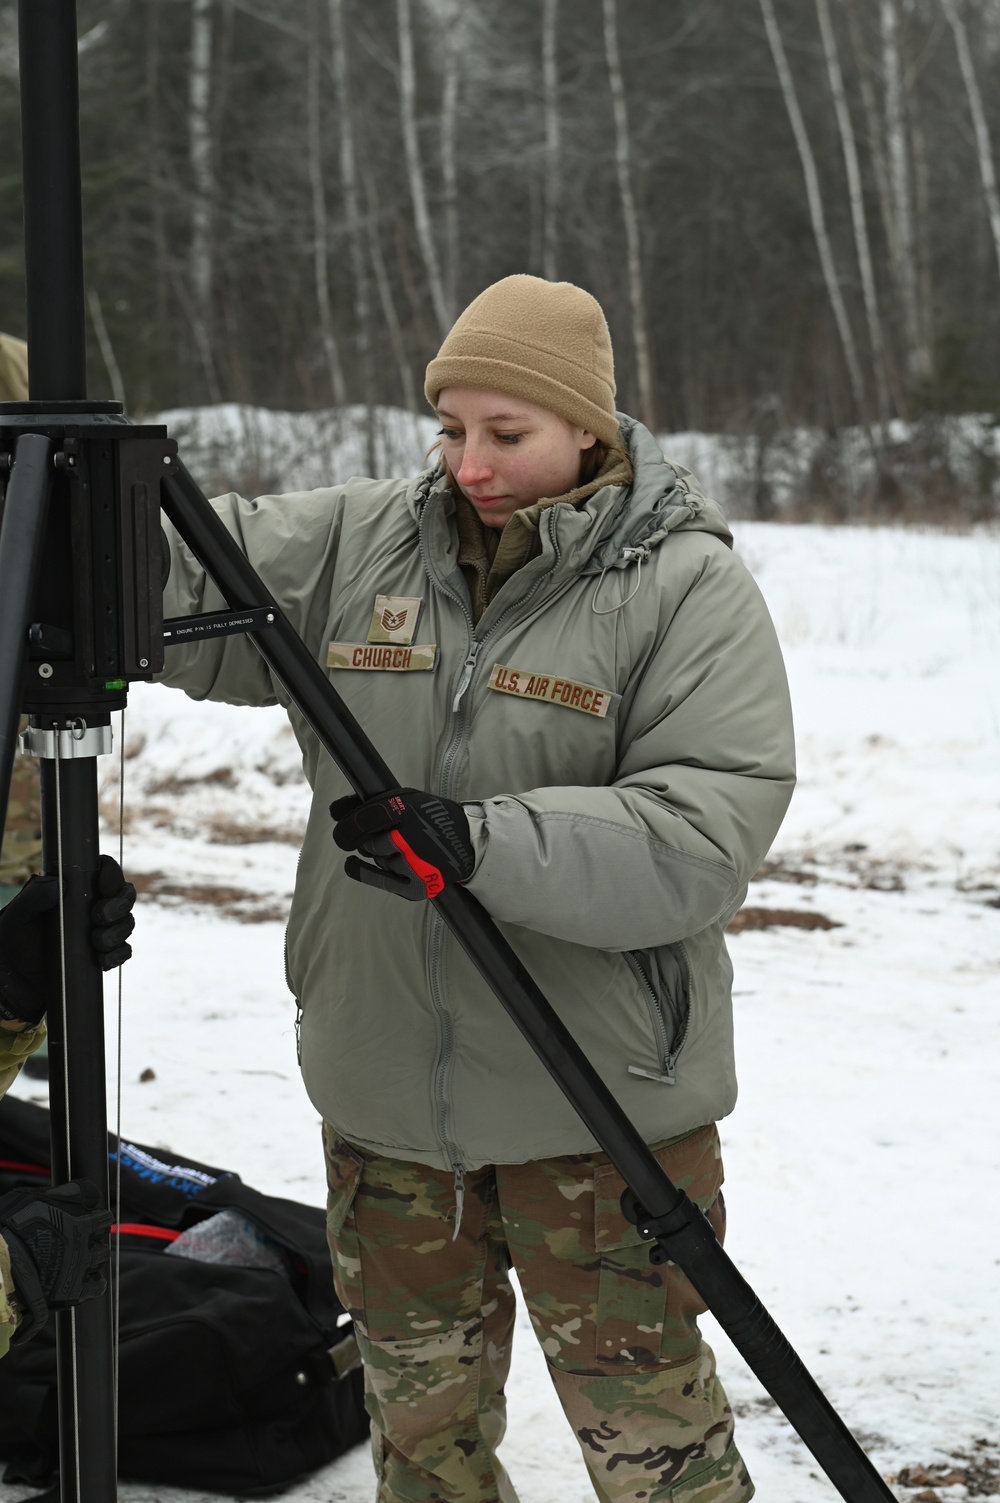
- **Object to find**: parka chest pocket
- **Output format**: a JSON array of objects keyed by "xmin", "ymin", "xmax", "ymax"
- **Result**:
[{"xmin": 592, "ymin": 1125, "xmax": 725, "ymax": 1367}]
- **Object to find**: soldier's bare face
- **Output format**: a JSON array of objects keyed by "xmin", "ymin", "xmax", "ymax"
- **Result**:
[{"xmin": 436, "ymin": 388, "xmax": 597, "ymax": 530}]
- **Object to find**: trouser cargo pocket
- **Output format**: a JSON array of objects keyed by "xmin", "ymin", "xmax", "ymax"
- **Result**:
[
  {"xmin": 322, "ymin": 1125, "xmax": 365, "ymax": 1324},
  {"xmin": 591, "ymin": 1122, "xmax": 725, "ymax": 1366}
]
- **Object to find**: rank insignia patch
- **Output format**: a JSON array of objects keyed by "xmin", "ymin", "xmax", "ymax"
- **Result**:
[{"xmin": 367, "ymin": 595, "xmax": 423, "ymax": 645}]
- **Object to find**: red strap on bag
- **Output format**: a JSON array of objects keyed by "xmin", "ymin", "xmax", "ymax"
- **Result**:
[{"xmin": 111, "ymin": 1224, "xmax": 180, "ymax": 1242}]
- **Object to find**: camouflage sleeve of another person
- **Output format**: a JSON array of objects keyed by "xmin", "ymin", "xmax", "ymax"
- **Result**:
[
  {"xmin": 0, "ymin": 1017, "xmax": 49, "ymax": 1357},
  {"xmin": 0, "ymin": 332, "xmax": 29, "ymax": 404},
  {"xmin": 0, "ymin": 1232, "xmax": 17, "ymax": 1357},
  {"xmin": 0, "ymin": 1022, "xmax": 47, "ymax": 1097},
  {"xmin": 0, "ymin": 744, "xmax": 43, "ymax": 888}
]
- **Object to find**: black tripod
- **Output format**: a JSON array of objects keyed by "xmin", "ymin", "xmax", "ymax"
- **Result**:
[{"xmin": 0, "ymin": 3, "xmax": 898, "ymax": 1500}]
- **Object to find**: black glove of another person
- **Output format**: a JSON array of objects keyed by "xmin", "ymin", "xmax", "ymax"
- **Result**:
[
  {"xmin": 0, "ymin": 1178, "xmax": 112, "ymax": 1342},
  {"xmin": 0, "ymin": 855, "xmax": 137, "ymax": 1026},
  {"xmin": 330, "ymin": 788, "xmax": 475, "ymax": 900}
]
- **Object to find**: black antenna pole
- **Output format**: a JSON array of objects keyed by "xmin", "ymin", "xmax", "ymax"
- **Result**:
[
  {"xmin": 16, "ymin": 3, "xmax": 118, "ymax": 1498},
  {"xmin": 19, "ymin": 0, "xmax": 88, "ymax": 402}
]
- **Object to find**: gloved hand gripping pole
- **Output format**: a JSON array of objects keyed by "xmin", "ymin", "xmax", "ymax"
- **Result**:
[{"xmin": 161, "ymin": 459, "xmax": 898, "ymax": 1503}]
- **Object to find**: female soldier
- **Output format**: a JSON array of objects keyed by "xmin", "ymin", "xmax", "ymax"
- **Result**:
[{"xmin": 160, "ymin": 275, "xmax": 795, "ymax": 1503}]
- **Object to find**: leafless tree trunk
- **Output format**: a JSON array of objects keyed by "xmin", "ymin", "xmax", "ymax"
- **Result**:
[
  {"xmin": 397, "ymin": 0, "xmax": 451, "ymax": 338},
  {"xmin": 909, "ymin": 73, "xmax": 935, "ymax": 391},
  {"xmin": 364, "ymin": 173, "xmax": 419, "ymax": 414},
  {"xmin": 189, "ymin": 0, "xmax": 221, "ymax": 401},
  {"xmin": 438, "ymin": 0, "xmax": 461, "ymax": 314},
  {"xmin": 542, "ymin": 0, "xmax": 560, "ymax": 282},
  {"xmin": 145, "ymin": 2, "xmax": 169, "ymax": 333},
  {"xmin": 941, "ymin": 0, "xmax": 1000, "ymax": 286},
  {"xmin": 843, "ymin": 0, "xmax": 898, "ymax": 277},
  {"xmin": 87, "ymin": 288, "xmax": 125, "ymax": 407},
  {"xmin": 331, "ymin": 0, "xmax": 375, "ymax": 468},
  {"xmin": 307, "ymin": 0, "xmax": 346, "ymax": 407},
  {"xmin": 881, "ymin": 0, "xmax": 929, "ymax": 384},
  {"xmin": 759, "ymin": 0, "xmax": 867, "ymax": 421},
  {"xmin": 815, "ymin": 0, "xmax": 891, "ymax": 422},
  {"xmin": 602, "ymin": 0, "xmax": 654, "ymax": 429}
]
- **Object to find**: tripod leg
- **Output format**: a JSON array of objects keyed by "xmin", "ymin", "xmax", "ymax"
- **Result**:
[
  {"xmin": 39, "ymin": 749, "xmax": 116, "ymax": 1503},
  {"xmin": 0, "ymin": 433, "xmax": 54, "ymax": 833}
]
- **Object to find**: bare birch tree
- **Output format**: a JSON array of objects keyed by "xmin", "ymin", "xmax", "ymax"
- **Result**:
[
  {"xmin": 145, "ymin": 1, "xmax": 169, "ymax": 332},
  {"xmin": 602, "ymin": 0, "xmax": 654, "ymax": 429},
  {"xmin": 87, "ymin": 288, "xmax": 125, "ymax": 407},
  {"xmin": 438, "ymin": 0, "xmax": 461, "ymax": 314},
  {"xmin": 364, "ymin": 171, "xmax": 419, "ymax": 413},
  {"xmin": 843, "ymin": 0, "xmax": 898, "ymax": 278},
  {"xmin": 331, "ymin": 0, "xmax": 375, "ymax": 464},
  {"xmin": 815, "ymin": 0, "xmax": 891, "ymax": 421},
  {"xmin": 306, "ymin": 0, "xmax": 346, "ymax": 406},
  {"xmin": 397, "ymin": 0, "xmax": 451, "ymax": 338},
  {"xmin": 940, "ymin": 0, "xmax": 1000, "ymax": 287},
  {"xmin": 758, "ymin": 0, "xmax": 867, "ymax": 420},
  {"xmin": 881, "ymin": 0, "xmax": 929, "ymax": 383},
  {"xmin": 189, "ymin": 0, "xmax": 221, "ymax": 401},
  {"xmin": 542, "ymin": 0, "xmax": 560, "ymax": 282}
]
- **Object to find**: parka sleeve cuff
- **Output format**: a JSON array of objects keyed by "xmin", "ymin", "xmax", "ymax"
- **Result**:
[{"xmin": 463, "ymin": 804, "xmax": 489, "ymax": 878}]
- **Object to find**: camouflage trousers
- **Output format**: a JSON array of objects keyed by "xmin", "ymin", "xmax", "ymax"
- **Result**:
[{"xmin": 324, "ymin": 1123, "xmax": 753, "ymax": 1503}]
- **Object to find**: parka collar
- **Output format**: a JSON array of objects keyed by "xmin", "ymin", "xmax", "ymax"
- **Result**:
[{"xmin": 410, "ymin": 412, "xmax": 733, "ymax": 601}]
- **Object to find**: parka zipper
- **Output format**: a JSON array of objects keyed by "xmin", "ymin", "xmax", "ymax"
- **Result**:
[
  {"xmin": 417, "ymin": 504, "xmax": 563, "ymax": 1182},
  {"xmin": 417, "ymin": 513, "xmax": 477, "ymax": 1190},
  {"xmin": 436, "ymin": 508, "xmax": 563, "ymax": 791},
  {"xmin": 624, "ymin": 943, "xmax": 692, "ymax": 1085},
  {"xmin": 670, "ymin": 939, "xmax": 693, "ymax": 1062},
  {"xmin": 624, "ymin": 951, "xmax": 676, "ymax": 1083}
]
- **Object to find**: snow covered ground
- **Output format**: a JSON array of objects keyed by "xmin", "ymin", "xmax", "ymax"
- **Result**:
[{"xmin": 3, "ymin": 520, "xmax": 998, "ymax": 1502}]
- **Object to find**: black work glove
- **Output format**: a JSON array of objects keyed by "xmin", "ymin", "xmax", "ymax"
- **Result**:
[
  {"xmin": 0, "ymin": 1178, "xmax": 111, "ymax": 1342},
  {"xmin": 0, "ymin": 855, "xmax": 137, "ymax": 1026},
  {"xmin": 331, "ymin": 788, "xmax": 475, "ymax": 900}
]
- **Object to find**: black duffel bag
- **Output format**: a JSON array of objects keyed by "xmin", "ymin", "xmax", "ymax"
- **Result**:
[{"xmin": 0, "ymin": 1096, "xmax": 368, "ymax": 1496}]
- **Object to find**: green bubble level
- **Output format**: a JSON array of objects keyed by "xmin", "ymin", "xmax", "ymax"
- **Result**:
[{"xmin": 104, "ymin": 678, "xmax": 127, "ymax": 691}]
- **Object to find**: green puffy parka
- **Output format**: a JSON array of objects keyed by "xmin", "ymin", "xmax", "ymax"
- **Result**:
[{"xmin": 159, "ymin": 415, "xmax": 795, "ymax": 1171}]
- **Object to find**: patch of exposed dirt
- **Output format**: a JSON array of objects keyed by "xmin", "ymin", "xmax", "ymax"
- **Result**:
[
  {"xmin": 207, "ymin": 816, "xmax": 304, "ymax": 846},
  {"xmin": 129, "ymin": 870, "xmax": 287, "ymax": 924},
  {"xmin": 754, "ymin": 859, "xmax": 819, "ymax": 885},
  {"xmin": 893, "ymin": 1443, "xmax": 1000, "ymax": 1499},
  {"xmin": 727, "ymin": 907, "xmax": 843, "ymax": 934},
  {"xmin": 755, "ymin": 850, "xmax": 910, "ymax": 892},
  {"xmin": 122, "ymin": 732, "xmax": 148, "ymax": 761},
  {"xmin": 146, "ymin": 766, "xmax": 237, "ymax": 796}
]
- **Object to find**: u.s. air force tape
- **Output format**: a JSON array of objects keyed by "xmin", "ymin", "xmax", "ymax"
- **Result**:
[
  {"xmin": 327, "ymin": 642, "xmax": 438, "ymax": 671},
  {"xmin": 488, "ymin": 664, "xmax": 619, "ymax": 718}
]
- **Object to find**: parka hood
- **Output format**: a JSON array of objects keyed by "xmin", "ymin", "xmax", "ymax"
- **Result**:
[{"xmin": 582, "ymin": 414, "xmax": 733, "ymax": 576}]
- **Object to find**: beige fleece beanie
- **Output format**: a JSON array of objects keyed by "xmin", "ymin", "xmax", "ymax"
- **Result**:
[{"xmin": 424, "ymin": 275, "xmax": 619, "ymax": 445}]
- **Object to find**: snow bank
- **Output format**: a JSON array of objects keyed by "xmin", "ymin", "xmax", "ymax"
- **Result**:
[
  {"xmin": 148, "ymin": 400, "xmax": 1000, "ymax": 521},
  {"xmin": 150, "ymin": 402, "xmax": 438, "ymax": 498}
]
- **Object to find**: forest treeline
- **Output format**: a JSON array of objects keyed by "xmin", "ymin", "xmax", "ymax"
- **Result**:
[{"xmin": 1, "ymin": 0, "xmax": 999, "ymax": 518}]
